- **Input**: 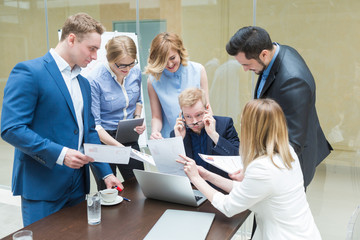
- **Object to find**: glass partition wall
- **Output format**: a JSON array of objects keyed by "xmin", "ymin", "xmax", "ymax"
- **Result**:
[{"xmin": 1, "ymin": 1, "xmax": 359, "ymax": 239}]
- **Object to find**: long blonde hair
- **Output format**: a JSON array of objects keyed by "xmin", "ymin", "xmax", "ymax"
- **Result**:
[
  {"xmin": 240, "ymin": 99, "xmax": 294, "ymax": 172},
  {"xmin": 144, "ymin": 32, "xmax": 188, "ymax": 80}
]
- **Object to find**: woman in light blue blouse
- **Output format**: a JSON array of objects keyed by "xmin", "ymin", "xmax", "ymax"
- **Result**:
[
  {"xmin": 87, "ymin": 36, "xmax": 145, "ymax": 190},
  {"xmin": 145, "ymin": 32, "xmax": 211, "ymax": 139}
]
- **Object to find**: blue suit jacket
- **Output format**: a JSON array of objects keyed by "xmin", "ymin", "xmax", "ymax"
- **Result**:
[
  {"xmin": 171, "ymin": 116, "xmax": 239, "ymax": 178},
  {"xmin": 1, "ymin": 52, "xmax": 112, "ymax": 201}
]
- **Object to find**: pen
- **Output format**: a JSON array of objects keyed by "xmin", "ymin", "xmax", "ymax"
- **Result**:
[
  {"xmin": 113, "ymin": 185, "xmax": 123, "ymax": 192},
  {"xmin": 122, "ymin": 197, "xmax": 131, "ymax": 202}
]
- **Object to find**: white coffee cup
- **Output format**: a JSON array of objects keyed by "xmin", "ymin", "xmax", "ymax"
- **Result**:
[{"xmin": 100, "ymin": 189, "xmax": 118, "ymax": 203}]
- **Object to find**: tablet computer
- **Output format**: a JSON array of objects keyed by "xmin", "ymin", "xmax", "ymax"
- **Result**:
[{"xmin": 115, "ymin": 118, "xmax": 144, "ymax": 144}]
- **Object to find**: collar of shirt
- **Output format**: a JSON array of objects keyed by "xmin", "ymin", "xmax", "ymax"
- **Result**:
[
  {"xmin": 189, "ymin": 127, "xmax": 208, "ymax": 167},
  {"xmin": 105, "ymin": 62, "xmax": 117, "ymax": 80},
  {"xmin": 256, "ymin": 43, "xmax": 280, "ymax": 98},
  {"xmin": 104, "ymin": 62, "xmax": 127, "ymax": 86},
  {"xmin": 162, "ymin": 63, "xmax": 183, "ymax": 78},
  {"xmin": 262, "ymin": 42, "xmax": 280, "ymax": 79},
  {"xmin": 49, "ymin": 48, "xmax": 81, "ymax": 78}
]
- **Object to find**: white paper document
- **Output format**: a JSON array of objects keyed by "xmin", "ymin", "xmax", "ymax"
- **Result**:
[
  {"xmin": 130, "ymin": 148, "xmax": 156, "ymax": 166},
  {"xmin": 147, "ymin": 137, "xmax": 186, "ymax": 177},
  {"xmin": 84, "ymin": 143, "xmax": 131, "ymax": 164},
  {"xmin": 199, "ymin": 154, "xmax": 243, "ymax": 174}
]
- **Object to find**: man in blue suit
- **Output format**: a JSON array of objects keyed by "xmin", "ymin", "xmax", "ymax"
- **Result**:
[
  {"xmin": 1, "ymin": 13, "xmax": 123, "ymax": 227},
  {"xmin": 170, "ymin": 88, "xmax": 239, "ymax": 178}
]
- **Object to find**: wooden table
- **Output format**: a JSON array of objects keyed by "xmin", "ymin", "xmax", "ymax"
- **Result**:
[{"xmin": 2, "ymin": 178, "xmax": 250, "ymax": 240}]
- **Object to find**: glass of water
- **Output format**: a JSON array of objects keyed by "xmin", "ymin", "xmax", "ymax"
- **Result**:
[
  {"xmin": 87, "ymin": 192, "xmax": 101, "ymax": 225},
  {"xmin": 12, "ymin": 230, "xmax": 33, "ymax": 240}
]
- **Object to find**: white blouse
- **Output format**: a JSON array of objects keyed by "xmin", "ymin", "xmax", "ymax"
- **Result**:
[{"xmin": 212, "ymin": 147, "xmax": 321, "ymax": 240}]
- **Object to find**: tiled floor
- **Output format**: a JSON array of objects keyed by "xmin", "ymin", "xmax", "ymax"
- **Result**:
[{"xmin": 1, "ymin": 144, "xmax": 359, "ymax": 239}]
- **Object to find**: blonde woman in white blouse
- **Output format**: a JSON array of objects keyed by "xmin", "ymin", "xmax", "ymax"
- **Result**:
[{"xmin": 178, "ymin": 99, "xmax": 321, "ymax": 240}]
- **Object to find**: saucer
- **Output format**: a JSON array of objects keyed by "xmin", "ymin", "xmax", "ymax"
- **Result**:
[{"xmin": 101, "ymin": 196, "xmax": 123, "ymax": 206}]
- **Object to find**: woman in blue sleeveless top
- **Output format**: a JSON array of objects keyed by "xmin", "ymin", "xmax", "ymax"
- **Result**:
[{"xmin": 145, "ymin": 32, "xmax": 211, "ymax": 139}]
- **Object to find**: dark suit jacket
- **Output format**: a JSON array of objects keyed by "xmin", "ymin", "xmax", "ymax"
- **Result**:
[
  {"xmin": 255, "ymin": 44, "xmax": 332, "ymax": 187},
  {"xmin": 171, "ymin": 116, "xmax": 239, "ymax": 178},
  {"xmin": 1, "ymin": 52, "xmax": 112, "ymax": 201}
]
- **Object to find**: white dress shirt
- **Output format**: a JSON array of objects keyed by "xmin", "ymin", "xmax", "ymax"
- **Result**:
[{"xmin": 50, "ymin": 49, "xmax": 84, "ymax": 165}]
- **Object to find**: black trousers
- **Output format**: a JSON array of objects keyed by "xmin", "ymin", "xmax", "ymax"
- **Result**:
[{"xmin": 91, "ymin": 130, "xmax": 144, "ymax": 191}]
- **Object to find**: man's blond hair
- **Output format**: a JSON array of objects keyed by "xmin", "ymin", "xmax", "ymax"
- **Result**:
[{"xmin": 178, "ymin": 88, "xmax": 207, "ymax": 108}]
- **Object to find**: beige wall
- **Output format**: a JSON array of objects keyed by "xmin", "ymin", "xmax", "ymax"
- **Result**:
[
  {"xmin": 182, "ymin": 1, "xmax": 360, "ymax": 151},
  {"xmin": 0, "ymin": 0, "xmax": 359, "ymax": 152},
  {"xmin": 254, "ymin": 1, "xmax": 360, "ymax": 151}
]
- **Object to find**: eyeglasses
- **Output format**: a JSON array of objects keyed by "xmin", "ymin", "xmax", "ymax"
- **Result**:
[
  {"xmin": 182, "ymin": 111, "xmax": 205, "ymax": 127},
  {"xmin": 114, "ymin": 59, "xmax": 138, "ymax": 69}
]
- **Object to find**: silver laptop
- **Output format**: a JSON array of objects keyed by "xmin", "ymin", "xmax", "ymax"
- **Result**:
[
  {"xmin": 144, "ymin": 209, "xmax": 215, "ymax": 240},
  {"xmin": 133, "ymin": 169, "xmax": 207, "ymax": 207},
  {"xmin": 115, "ymin": 118, "xmax": 144, "ymax": 144}
]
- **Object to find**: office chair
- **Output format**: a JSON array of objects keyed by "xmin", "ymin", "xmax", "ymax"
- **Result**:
[{"xmin": 346, "ymin": 205, "xmax": 360, "ymax": 240}]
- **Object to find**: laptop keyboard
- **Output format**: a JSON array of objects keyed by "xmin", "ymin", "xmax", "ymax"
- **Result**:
[{"xmin": 195, "ymin": 195, "xmax": 203, "ymax": 202}]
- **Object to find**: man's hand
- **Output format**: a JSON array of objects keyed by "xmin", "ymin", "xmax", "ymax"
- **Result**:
[
  {"xmin": 203, "ymin": 110, "xmax": 219, "ymax": 144},
  {"xmin": 104, "ymin": 174, "xmax": 124, "ymax": 190},
  {"xmin": 174, "ymin": 112, "xmax": 186, "ymax": 139},
  {"xmin": 64, "ymin": 148, "xmax": 94, "ymax": 169}
]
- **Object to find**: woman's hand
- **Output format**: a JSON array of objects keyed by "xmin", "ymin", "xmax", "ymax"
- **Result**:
[
  {"xmin": 150, "ymin": 131, "xmax": 163, "ymax": 139},
  {"xmin": 197, "ymin": 165, "xmax": 211, "ymax": 180},
  {"xmin": 134, "ymin": 123, "xmax": 146, "ymax": 135},
  {"xmin": 176, "ymin": 154, "xmax": 201, "ymax": 180},
  {"xmin": 229, "ymin": 169, "xmax": 244, "ymax": 182}
]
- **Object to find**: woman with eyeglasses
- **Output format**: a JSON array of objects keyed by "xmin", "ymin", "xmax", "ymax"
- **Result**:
[
  {"xmin": 145, "ymin": 32, "xmax": 211, "ymax": 139},
  {"xmin": 177, "ymin": 99, "xmax": 321, "ymax": 240},
  {"xmin": 87, "ymin": 35, "xmax": 145, "ymax": 190}
]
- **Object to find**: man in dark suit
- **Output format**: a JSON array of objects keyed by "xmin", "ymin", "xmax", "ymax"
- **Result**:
[
  {"xmin": 170, "ymin": 88, "xmax": 239, "ymax": 178},
  {"xmin": 1, "ymin": 13, "xmax": 123, "ymax": 227},
  {"xmin": 226, "ymin": 26, "xmax": 332, "ymax": 188}
]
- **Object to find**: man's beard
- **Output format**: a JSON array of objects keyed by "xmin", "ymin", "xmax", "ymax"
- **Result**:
[{"xmin": 256, "ymin": 59, "xmax": 267, "ymax": 75}]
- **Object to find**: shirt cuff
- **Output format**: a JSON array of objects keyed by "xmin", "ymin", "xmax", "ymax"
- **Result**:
[
  {"xmin": 102, "ymin": 173, "xmax": 113, "ymax": 180},
  {"xmin": 95, "ymin": 125, "xmax": 103, "ymax": 131},
  {"xmin": 212, "ymin": 191, "xmax": 225, "ymax": 209},
  {"xmin": 56, "ymin": 147, "xmax": 68, "ymax": 165}
]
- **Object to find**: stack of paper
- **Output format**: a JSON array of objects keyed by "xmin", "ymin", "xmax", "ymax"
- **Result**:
[
  {"xmin": 130, "ymin": 148, "xmax": 155, "ymax": 166},
  {"xmin": 84, "ymin": 143, "xmax": 131, "ymax": 164},
  {"xmin": 147, "ymin": 137, "xmax": 186, "ymax": 177},
  {"xmin": 199, "ymin": 154, "xmax": 243, "ymax": 174},
  {"xmin": 84, "ymin": 143, "xmax": 156, "ymax": 166}
]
